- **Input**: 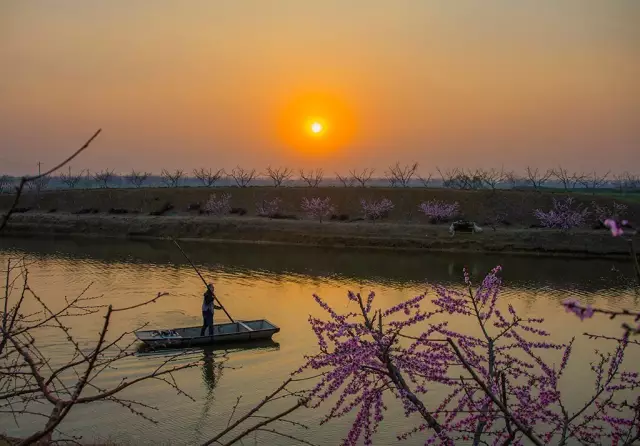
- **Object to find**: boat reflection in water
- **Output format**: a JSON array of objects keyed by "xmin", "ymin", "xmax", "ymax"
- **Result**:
[
  {"xmin": 136, "ymin": 339, "xmax": 281, "ymax": 433},
  {"xmin": 136, "ymin": 338, "xmax": 281, "ymax": 390}
]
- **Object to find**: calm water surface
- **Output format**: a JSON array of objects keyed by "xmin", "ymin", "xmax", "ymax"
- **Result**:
[{"xmin": 0, "ymin": 237, "xmax": 638, "ymax": 445}]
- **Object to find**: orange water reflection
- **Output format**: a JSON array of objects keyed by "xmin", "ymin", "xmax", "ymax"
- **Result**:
[{"xmin": 0, "ymin": 238, "xmax": 638, "ymax": 444}]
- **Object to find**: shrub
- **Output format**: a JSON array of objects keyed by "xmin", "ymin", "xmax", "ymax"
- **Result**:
[
  {"xmin": 301, "ymin": 197, "xmax": 334, "ymax": 222},
  {"xmin": 533, "ymin": 197, "xmax": 589, "ymax": 229},
  {"xmin": 592, "ymin": 201, "xmax": 627, "ymax": 225},
  {"xmin": 417, "ymin": 199, "xmax": 460, "ymax": 223},
  {"xmin": 256, "ymin": 198, "xmax": 282, "ymax": 218},
  {"xmin": 360, "ymin": 198, "xmax": 394, "ymax": 221},
  {"xmin": 203, "ymin": 193, "xmax": 231, "ymax": 216}
]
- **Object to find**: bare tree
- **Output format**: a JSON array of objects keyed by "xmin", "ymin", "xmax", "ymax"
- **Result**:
[
  {"xmin": 0, "ymin": 175, "xmax": 13, "ymax": 194},
  {"xmin": 503, "ymin": 170, "xmax": 520, "ymax": 189},
  {"xmin": 160, "ymin": 169, "xmax": 184, "ymax": 188},
  {"xmin": 335, "ymin": 173, "xmax": 355, "ymax": 187},
  {"xmin": 125, "ymin": 170, "xmax": 150, "ymax": 188},
  {"xmin": 525, "ymin": 166, "xmax": 552, "ymax": 190},
  {"xmin": 436, "ymin": 167, "xmax": 459, "ymax": 189},
  {"xmin": 349, "ymin": 168, "xmax": 375, "ymax": 187},
  {"xmin": 60, "ymin": 166, "xmax": 84, "ymax": 189},
  {"xmin": 299, "ymin": 169, "xmax": 324, "ymax": 187},
  {"xmin": 459, "ymin": 169, "xmax": 484, "ymax": 190},
  {"xmin": 25, "ymin": 176, "xmax": 50, "ymax": 195},
  {"xmin": 551, "ymin": 166, "xmax": 573, "ymax": 191},
  {"xmin": 580, "ymin": 170, "xmax": 610, "ymax": 194},
  {"xmin": 417, "ymin": 173, "xmax": 433, "ymax": 187},
  {"xmin": 385, "ymin": 162, "xmax": 418, "ymax": 187},
  {"xmin": 265, "ymin": 166, "xmax": 294, "ymax": 187},
  {"xmin": 92, "ymin": 169, "xmax": 115, "ymax": 189},
  {"xmin": 613, "ymin": 172, "xmax": 640, "ymax": 194},
  {"xmin": 230, "ymin": 166, "xmax": 256, "ymax": 187},
  {"xmin": 194, "ymin": 168, "xmax": 224, "ymax": 187},
  {"xmin": 479, "ymin": 168, "xmax": 505, "ymax": 191}
]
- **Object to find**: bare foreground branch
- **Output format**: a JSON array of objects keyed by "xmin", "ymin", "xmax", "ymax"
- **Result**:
[
  {"xmin": 0, "ymin": 129, "xmax": 101, "ymax": 233},
  {"xmin": 0, "ymin": 259, "xmax": 199, "ymax": 445},
  {"xmin": 1, "ymin": 134, "xmax": 318, "ymax": 446}
]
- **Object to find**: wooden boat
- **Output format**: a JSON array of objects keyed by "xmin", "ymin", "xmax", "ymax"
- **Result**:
[{"xmin": 134, "ymin": 319, "xmax": 280, "ymax": 349}]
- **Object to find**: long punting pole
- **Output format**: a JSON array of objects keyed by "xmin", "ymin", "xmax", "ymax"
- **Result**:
[{"xmin": 171, "ymin": 238, "xmax": 235, "ymax": 323}]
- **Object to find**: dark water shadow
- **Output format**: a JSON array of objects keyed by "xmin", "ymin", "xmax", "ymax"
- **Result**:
[{"xmin": 1, "ymin": 235, "xmax": 637, "ymax": 292}]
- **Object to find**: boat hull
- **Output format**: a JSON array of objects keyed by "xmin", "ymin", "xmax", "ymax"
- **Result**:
[{"xmin": 135, "ymin": 319, "xmax": 280, "ymax": 349}]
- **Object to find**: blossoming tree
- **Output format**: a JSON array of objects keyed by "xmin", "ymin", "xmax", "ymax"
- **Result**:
[
  {"xmin": 418, "ymin": 200, "xmax": 460, "ymax": 223},
  {"xmin": 360, "ymin": 198, "xmax": 394, "ymax": 222},
  {"xmin": 204, "ymin": 193, "xmax": 232, "ymax": 216},
  {"xmin": 301, "ymin": 197, "xmax": 334, "ymax": 223},
  {"xmin": 533, "ymin": 197, "xmax": 589, "ymax": 230},
  {"xmin": 256, "ymin": 197, "xmax": 282, "ymax": 218},
  {"xmin": 297, "ymin": 263, "xmax": 639, "ymax": 445}
]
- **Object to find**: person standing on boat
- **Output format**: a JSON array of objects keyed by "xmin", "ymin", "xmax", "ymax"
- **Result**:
[{"xmin": 201, "ymin": 283, "xmax": 222, "ymax": 336}]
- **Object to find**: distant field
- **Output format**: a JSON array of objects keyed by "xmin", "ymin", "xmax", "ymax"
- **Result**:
[{"xmin": 1, "ymin": 186, "xmax": 639, "ymax": 228}]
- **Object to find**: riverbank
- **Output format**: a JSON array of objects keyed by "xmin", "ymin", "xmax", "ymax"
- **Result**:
[
  {"xmin": 2, "ymin": 186, "xmax": 638, "ymax": 227},
  {"xmin": 2, "ymin": 212, "xmax": 634, "ymax": 258}
]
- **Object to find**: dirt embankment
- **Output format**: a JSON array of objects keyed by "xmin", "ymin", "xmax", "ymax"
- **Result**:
[{"xmin": 1, "ymin": 187, "xmax": 638, "ymax": 257}]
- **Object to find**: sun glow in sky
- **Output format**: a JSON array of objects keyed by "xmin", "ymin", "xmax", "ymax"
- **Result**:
[
  {"xmin": 311, "ymin": 122, "xmax": 323, "ymax": 134},
  {"xmin": 1, "ymin": 1, "xmax": 639, "ymax": 174}
]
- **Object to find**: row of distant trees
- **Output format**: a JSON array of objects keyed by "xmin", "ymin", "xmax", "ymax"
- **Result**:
[{"xmin": 0, "ymin": 163, "xmax": 639, "ymax": 193}]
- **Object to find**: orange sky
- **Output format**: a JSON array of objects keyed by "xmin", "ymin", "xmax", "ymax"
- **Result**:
[{"xmin": 1, "ymin": 1, "xmax": 638, "ymax": 176}]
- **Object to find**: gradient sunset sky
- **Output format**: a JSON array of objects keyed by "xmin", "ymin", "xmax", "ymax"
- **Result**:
[{"xmin": 1, "ymin": 1, "xmax": 638, "ymax": 176}]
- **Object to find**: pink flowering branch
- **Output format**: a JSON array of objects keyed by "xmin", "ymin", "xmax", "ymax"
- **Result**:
[
  {"xmin": 302, "ymin": 265, "xmax": 639, "ymax": 445},
  {"xmin": 604, "ymin": 219, "xmax": 640, "ymax": 285}
]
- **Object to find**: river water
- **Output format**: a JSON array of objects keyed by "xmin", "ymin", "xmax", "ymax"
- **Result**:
[{"xmin": 0, "ymin": 237, "xmax": 638, "ymax": 445}]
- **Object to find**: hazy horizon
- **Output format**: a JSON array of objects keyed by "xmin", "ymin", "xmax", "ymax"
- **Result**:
[{"xmin": 1, "ymin": 1, "xmax": 639, "ymax": 176}]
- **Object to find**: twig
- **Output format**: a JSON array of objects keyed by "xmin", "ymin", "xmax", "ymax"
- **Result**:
[{"xmin": 0, "ymin": 129, "xmax": 101, "ymax": 232}]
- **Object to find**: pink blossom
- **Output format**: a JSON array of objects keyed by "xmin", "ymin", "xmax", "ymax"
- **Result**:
[
  {"xmin": 562, "ymin": 298, "xmax": 594, "ymax": 321},
  {"xmin": 298, "ymin": 267, "xmax": 637, "ymax": 445},
  {"xmin": 533, "ymin": 197, "xmax": 588, "ymax": 230},
  {"xmin": 604, "ymin": 219, "xmax": 624, "ymax": 237},
  {"xmin": 360, "ymin": 198, "xmax": 394, "ymax": 221},
  {"xmin": 301, "ymin": 197, "xmax": 335, "ymax": 222},
  {"xmin": 418, "ymin": 200, "xmax": 460, "ymax": 223}
]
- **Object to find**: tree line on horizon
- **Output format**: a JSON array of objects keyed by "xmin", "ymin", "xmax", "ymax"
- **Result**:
[{"xmin": 0, "ymin": 163, "xmax": 639, "ymax": 194}]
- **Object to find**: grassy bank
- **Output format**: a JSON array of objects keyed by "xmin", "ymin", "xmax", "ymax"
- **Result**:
[
  {"xmin": 1, "ymin": 186, "xmax": 639, "ymax": 226},
  {"xmin": 2, "ymin": 213, "xmax": 635, "ymax": 258},
  {"xmin": 2, "ymin": 187, "xmax": 637, "ymax": 258}
]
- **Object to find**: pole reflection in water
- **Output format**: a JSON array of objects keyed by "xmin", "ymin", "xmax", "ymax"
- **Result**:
[{"xmin": 198, "ymin": 341, "xmax": 281, "ymax": 435}]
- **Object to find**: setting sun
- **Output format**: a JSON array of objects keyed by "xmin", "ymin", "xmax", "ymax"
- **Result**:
[{"xmin": 311, "ymin": 122, "xmax": 323, "ymax": 134}]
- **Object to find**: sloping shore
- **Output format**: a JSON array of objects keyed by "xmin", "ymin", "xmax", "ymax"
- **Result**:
[{"xmin": 2, "ymin": 212, "xmax": 632, "ymax": 258}]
